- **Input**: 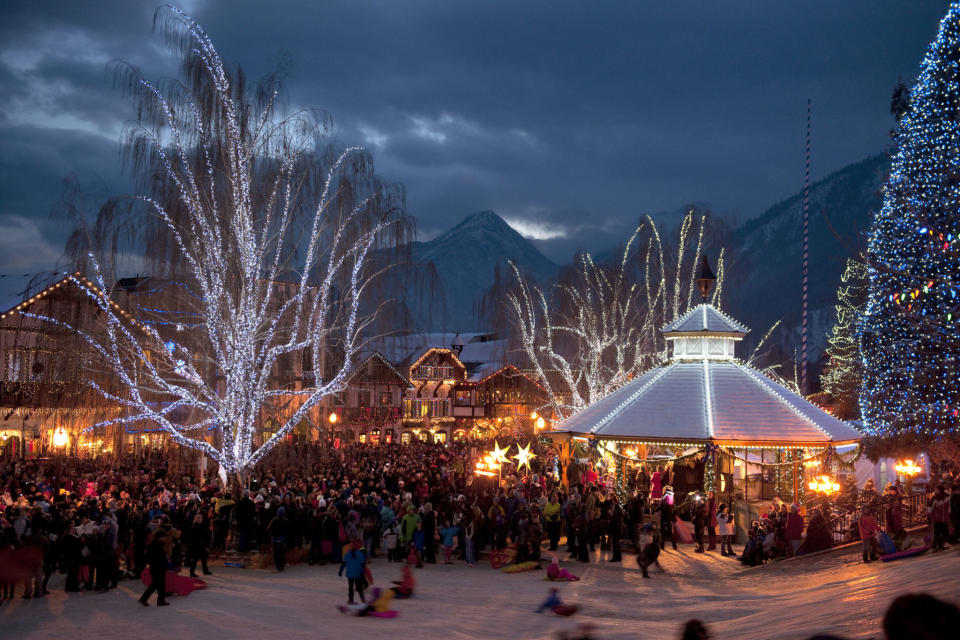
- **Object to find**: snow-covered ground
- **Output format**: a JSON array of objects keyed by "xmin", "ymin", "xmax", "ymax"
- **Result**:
[{"xmin": 3, "ymin": 545, "xmax": 959, "ymax": 640}]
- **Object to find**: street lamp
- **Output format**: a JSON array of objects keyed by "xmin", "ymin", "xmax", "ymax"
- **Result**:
[
  {"xmin": 894, "ymin": 459, "xmax": 922, "ymax": 476},
  {"xmin": 807, "ymin": 475, "xmax": 840, "ymax": 495},
  {"xmin": 52, "ymin": 427, "xmax": 69, "ymax": 449},
  {"xmin": 328, "ymin": 412, "xmax": 338, "ymax": 425},
  {"xmin": 895, "ymin": 458, "xmax": 922, "ymax": 494}
]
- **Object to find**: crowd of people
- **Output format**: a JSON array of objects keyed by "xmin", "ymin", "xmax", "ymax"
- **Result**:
[
  {"xmin": 1, "ymin": 440, "xmax": 958, "ymax": 617},
  {"xmin": 0, "ymin": 441, "xmax": 634, "ymax": 604}
]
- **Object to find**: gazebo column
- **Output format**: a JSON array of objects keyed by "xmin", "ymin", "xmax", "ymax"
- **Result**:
[
  {"xmin": 792, "ymin": 453, "xmax": 799, "ymax": 504},
  {"xmin": 559, "ymin": 439, "xmax": 571, "ymax": 489},
  {"xmin": 620, "ymin": 444, "xmax": 627, "ymax": 489}
]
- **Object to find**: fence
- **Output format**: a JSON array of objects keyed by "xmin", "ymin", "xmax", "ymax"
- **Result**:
[{"xmin": 823, "ymin": 491, "xmax": 932, "ymax": 547}]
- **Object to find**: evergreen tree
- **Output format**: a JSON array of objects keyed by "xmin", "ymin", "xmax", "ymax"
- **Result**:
[
  {"xmin": 860, "ymin": 4, "xmax": 960, "ymax": 441},
  {"xmin": 822, "ymin": 258, "xmax": 868, "ymax": 419}
]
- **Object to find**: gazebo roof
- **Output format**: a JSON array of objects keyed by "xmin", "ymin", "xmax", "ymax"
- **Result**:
[
  {"xmin": 551, "ymin": 360, "xmax": 861, "ymax": 445},
  {"xmin": 662, "ymin": 304, "xmax": 749, "ymax": 336},
  {"xmin": 550, "ymin": 300, "xmax": 861, "ymax": 446}
]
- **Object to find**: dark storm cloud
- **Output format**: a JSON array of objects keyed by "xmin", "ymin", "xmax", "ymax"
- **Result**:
[{"xmin": 0, "ymin": 0, "xmax": 950, "ymax": 272}]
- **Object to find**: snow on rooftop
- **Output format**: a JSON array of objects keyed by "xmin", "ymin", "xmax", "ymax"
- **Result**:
[
  {"xmin": 553, "ymin": 358, "xmax": 861, "ymax": 444},
  {"xmin": 0, "ymin": 271, "xmax": 72, "ymax": 314},
  {"xmin": 662, "ymin": 303, "xmax": 749, "ymax": 335}
]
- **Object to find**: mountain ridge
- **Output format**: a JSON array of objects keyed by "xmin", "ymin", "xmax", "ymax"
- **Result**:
[{"xmin": 408, "ymin": 210, "xmax": 558, "ymax": 332}]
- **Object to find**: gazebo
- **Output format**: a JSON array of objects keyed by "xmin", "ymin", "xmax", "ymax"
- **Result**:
[{"xmin": 545, "ymin": 265, "xmax": 862, "ymax": 503}]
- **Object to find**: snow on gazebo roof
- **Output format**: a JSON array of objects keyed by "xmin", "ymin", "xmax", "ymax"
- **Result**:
[
  {"xmin": 662, "ymin": 303, "xmax": 749, "ymax": 336},
  {"xmin": 550, "ymin": 302, "xmax": 861, "ymax": 447}
]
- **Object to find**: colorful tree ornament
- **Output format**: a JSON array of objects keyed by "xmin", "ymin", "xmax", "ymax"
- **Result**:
[{"xmin": 860, "ymin": 3, "xmax": 960, "ymax": 441}]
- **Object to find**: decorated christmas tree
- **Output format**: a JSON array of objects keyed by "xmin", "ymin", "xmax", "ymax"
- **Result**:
[
  {"xmin": 822, "ymin": 258, "xmax": 868, "ymax": 419},
  {"xmin": 860, "ymin": 4, "xmax": 960, "ymax": 444}
]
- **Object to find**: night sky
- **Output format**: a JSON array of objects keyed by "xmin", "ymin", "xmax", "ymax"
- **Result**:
[{"xmin": 0, "ymin": 1, "xmax": 951, "ymax": 274}]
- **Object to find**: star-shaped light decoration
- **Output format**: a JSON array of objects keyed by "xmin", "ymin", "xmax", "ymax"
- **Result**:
[
  {"xmin": 489, "ymin": 441, "xmax": 510, "ymax": 467},
  {"xmin": 512, "ymin": 442, "xmax": 536, "ymax": 472}
]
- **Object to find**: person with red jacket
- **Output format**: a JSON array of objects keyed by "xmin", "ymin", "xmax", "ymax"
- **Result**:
[
  {"xmin": 785, "ymin": 504, "xmax": 804, "ymax": 556},
  {"xmin": 858, "ymin": 507, "xmax": 880, "ymax": 563}
]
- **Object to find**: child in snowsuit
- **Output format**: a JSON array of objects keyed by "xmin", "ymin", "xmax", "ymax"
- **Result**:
[
  {"xmin": 411, "ymin": 521, "xmax": 425, "ymax": 568},
  {"xmin": 392, "ymin": 564, "xmax": 415, "ymax": 598},
  {"xmin": 547, "ymin": 555, "xmax": 580, "ymax": 581},
  {"xmin": 438, "ymin": 521, "xmax": 460, "ymax": 564},
  {"xmin": 339, "ymin": 541, "xmax": 367, "ymax": 604},
  {"xmin": 536, "ymin": 588, "xmax": 577, "ymax": 616},
  {"xmin": 637, "ymin": 523, "xmax": 663, "ymax": 578}
]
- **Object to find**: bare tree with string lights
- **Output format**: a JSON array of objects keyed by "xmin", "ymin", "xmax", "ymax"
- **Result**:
[
  {"xmin": 504, "ymin": 211, "xmax": 729, "ymax": 420},
  {"xmin": 34, "ymin": 7, "xmax": 408, "ymax": 482}
]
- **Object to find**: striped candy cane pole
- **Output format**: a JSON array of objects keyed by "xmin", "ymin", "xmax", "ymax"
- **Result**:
[{"xmin": 801, "ymin": 99, "xmax": 811, "ymax": 396}]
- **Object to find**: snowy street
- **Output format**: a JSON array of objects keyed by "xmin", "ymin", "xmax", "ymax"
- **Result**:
[{"xmin": 4, "ymin": 545, "xmax": 958, "ymax": 640}]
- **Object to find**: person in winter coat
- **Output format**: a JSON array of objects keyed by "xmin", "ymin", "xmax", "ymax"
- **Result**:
[
  {"xmin": 659, "ymin": 488, "xmax": 677, "ymax": 551},
  {"xmin": 411, "ymin": 521, "xmax": 425, "ymax": 568},
  {"xmin": 399, "ymin": 506, "xmax": 420, "ymax": 551},
  {"xmin": 716, "ymin": 503, "xmax": 735, "ymax": 556},
  {"xmin": 463, "ymin": 515, "xmax": 477, "ymax": 567},
  {"xmin": 928, "ymin": 485, "xmax": 950, "ymax": 552},
  {"xmin": 706, "ymin": 491, "xmax": 718, "ymax": 551},
  {"xmin": 950, "ymin": 484, "xmax": 960, "ymax": 545},
  {"xmin": 543, "ymin": 493, "xmax": 562, "ymax": 551},
  {"xmin": 785, "ymin": 504, "xmax": 804, "ymax": 557},
  {"xmin": 138, "ymin": 529, "xmax": 170, "ymax": 607},
  {"xmin": 693, "ymin": 500, "xmax": 707, "ymax": 553},
  {"xmin": 235, "ymin": 491, "xmax": 255, "ymax": 553},
  {"xmin": 421, "ymin": 503, "xmax": 437, "ymax": 564},
  {"xmin": 572, "ymin": 505, "xmax": 590, "ymax": 563},
  {"xmin": 636, "ymin": 522, "xmax": 662, "ymax": 578},
  {"xmin": 650, "ymin": 467, "xmax": 663, "ymax": 502},
  {"xmin": 186, "ymin": 513, "xmax": 212, "ymax": 577},
  {"xmin": 438, "ymin": 521, "xmax": 460, "ymax": 564},
  {"xmin": 608, "ymin": 495, "xmax": 623, "ymax": 562},
  {"xmin": 266, "ymin": 506, "xmax": 289, "ymax": 572},
  {"xmin": 858, "ymin": 507, "xmax": 880, "ymax": 563},
  {"xmin": 94, "ymin": 520, "xmax": 116, "ymax": 591},
  {"xmin": 339, "ymin": 541, "xmax": 368, "ymax": 604}
]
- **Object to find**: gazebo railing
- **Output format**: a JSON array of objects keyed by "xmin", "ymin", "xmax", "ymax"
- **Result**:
[{"xmin": 821, "ymin": 491, "xmax": 932, "ymax": 549}]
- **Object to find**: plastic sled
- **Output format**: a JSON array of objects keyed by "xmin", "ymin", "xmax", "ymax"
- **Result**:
[
  {"xmin": 552, "ymin": 604, "xmax": 579, "ymax": 617},
  {"xmin": 877, "ymin": 531, "xmax": 897, "ymax": 555},
  {"xmin": 141, "ymin": 568, "xmax": 205, "ymax": 596},
  {"xmin": 881, "ymin": 542, "xmax": 930, "ymax": 562},
  {"xmin": 502, "ymin": 560, "xmax": 540, "ymax": 573},
  {"xmin": 338, "ymin": 603, "xmax": 368, "ymax": 615}
]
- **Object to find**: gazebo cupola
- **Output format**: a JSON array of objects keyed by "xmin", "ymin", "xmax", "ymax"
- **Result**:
[{"xmin": 661, "ymin": 257, "xmax": 749, "ymax": 361}]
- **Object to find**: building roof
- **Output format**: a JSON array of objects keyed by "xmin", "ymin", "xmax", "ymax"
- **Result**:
[
  {"xmin": 662, "ymin": 304, "xmax": 749, "ymax": 335},
  {"xmin": 0, "ymin": 271, "xmax": 73, "ymax": 316},
  {"xmin": 551, "ymin": 359, "xmax": 861, "ymax": 445}
]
